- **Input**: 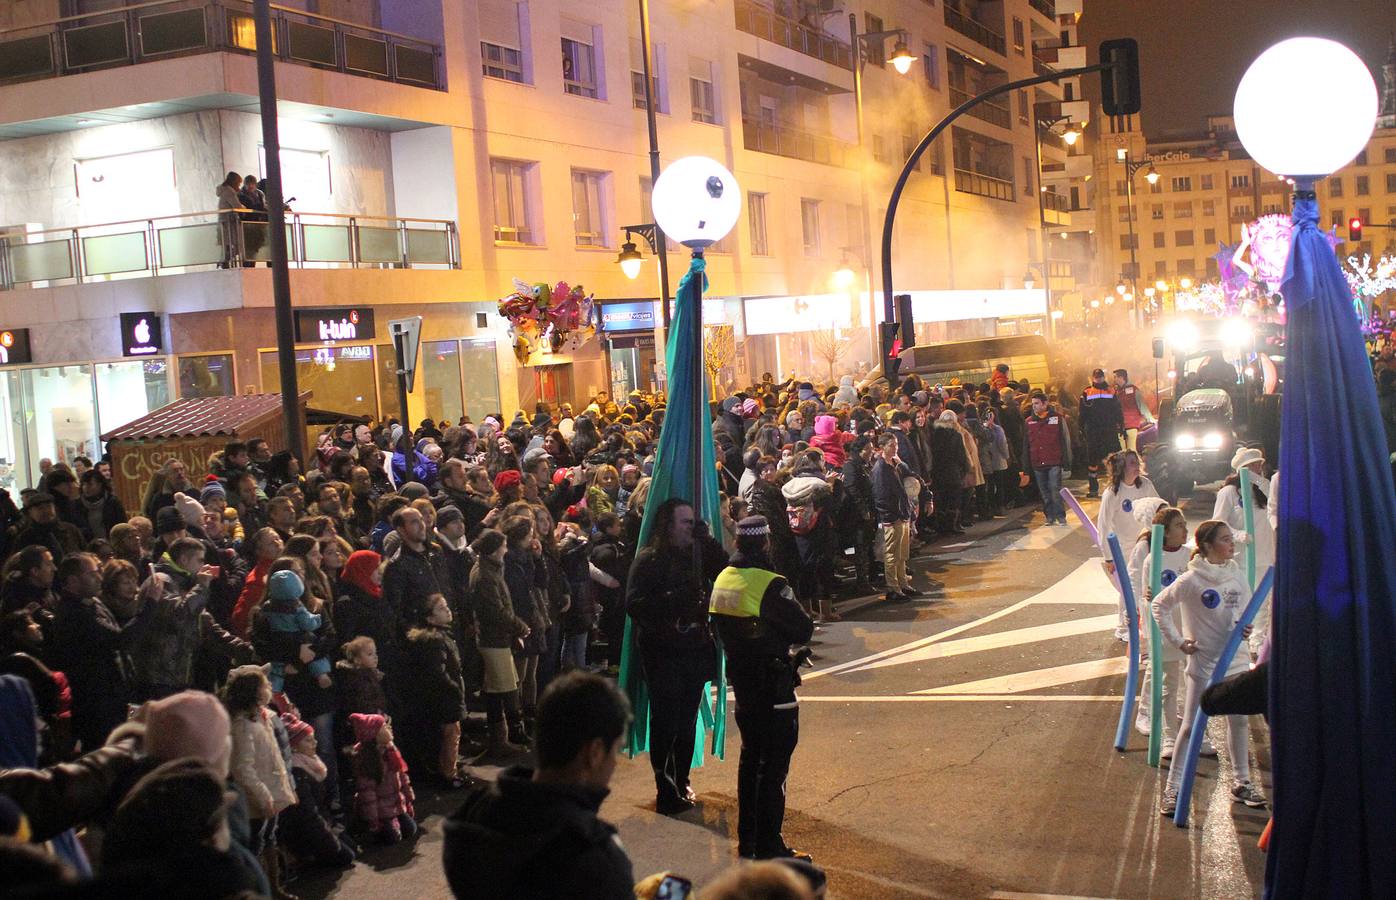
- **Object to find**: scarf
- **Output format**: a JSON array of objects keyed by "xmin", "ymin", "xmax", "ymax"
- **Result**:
[
  {"xmin": 340, "ymin": 550, "xmax": 382, "ymax": 599},
  {"xmin": 292, "ymin": 751, "xmax": 327, "ymax": 782}
]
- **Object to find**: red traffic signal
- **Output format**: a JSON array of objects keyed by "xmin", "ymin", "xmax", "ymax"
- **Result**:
[{"xmin": 1349, "ymin": 217, "xmax": 1363, "ymax": 241}]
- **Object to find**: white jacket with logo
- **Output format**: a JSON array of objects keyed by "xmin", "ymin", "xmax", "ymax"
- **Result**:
[{"xmin": 1150, "ymin": 556, "xmax": 1252, "ymax": 678}]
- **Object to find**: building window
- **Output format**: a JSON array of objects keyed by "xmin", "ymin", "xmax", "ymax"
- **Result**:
[
  {"xmin": 1358, "ymin": 207, "xmax": 1371, "ymax": 226},
  {"xmin": 1233, "ymin": 204, "xmax": 1253, "ymax": 220},
  {"xmin": 903, "ymin": 132, "xmax": 921, "ymax": 170},
  {"xmin": 1018, "ymin": 89, "xmax": 1029, "ymax": 124},
  {"xmin": 1200, "ymin": 174, "xmax": 1214, "ymax": 190},
  {"xmin": 570, "ymin": 169, "xmax": 609, "ymax": 247},
  {"xmin": 1206, "ymin": 257, "xmax": 1219, "ymax": 278},
  {"xmin": 1153, "ymin": 232, "xmax": 1165, "ymax": 249},
  {"xmin": 1202, "ymin": 199, "xmax": 1216, "ymax": 216},
  {"xmin": 872, "ymin": 134, "xmax": 889, "ymax": 164},
  {"xmin": 1204, "ymin": 227, "xmax": 1216, "ymax": 244},
  {"xmin": 1174, "ymin": 201, "xmax": 1193, "ymax": 218},
  {"xmin": 1149, "ymin": 179, "xmax": 1162, "ymax": 194},
  {"xmin": 1012, "ymin": 17, "xmax": 1025, "ymax": 54},
  {"xmin": 690, "ymin": 58, "xmax": 717, "ymax": 123},
  {"xmin": 1231, "ymin": 173, "xmax": 1251, "ymax": 189},
  {"xmin": 482, "ymin": 42, "xmax": 524, "ymax": 82},
  {"xmin": 748, "ymin": 192, "xmax": 769, "ymax": 256},
  {"xmin": 561, "ymin": 23, "xmax": 600, "ymax": 98},
  {"xmin": 1150, "ymin": 203, "xmax": 1163, "ymax": 220},
  {"xmin": 1329, "ymin": 178, "xmax": 1344, "ymax": 197},
  {"xmin": 1355, "ymin": 175, "xmax": 1369, "ymax": 196},
  {"xmin": 1117, "ymin": 205, "xmax": 1131, "ymax": 222},
  {"xmin": 1155, "ymin": 259, "xmax": 1168, "ymax": 277},
  {"xmin": 1175, "ymin": 230, "xmax": 1194, "ymax": 247},
  {"xmin": 923, "ymin": 42, "xmax": 940, "ymax": 88},
  {"xmin": 1330, "ymin": 208, "xmax": 1345, "ymax": 228},
  {"xmin": 1386, "ymin": 148, "xmax": 1396, "ymax": 164},
  {"xmin": 1171, "ymin": 176, "xmax": 1192, "ymax": 192},
  {"xmin": 800, "ymin": 198, "xmax": 820, "ymax": 256},
  {"xmin": 1178, "ymin": 259, "xmax": 1196, "ymax": 275},
  {"xmin": 1119, "ymin": 233, "xmax": 1137, "ymax": 250},
  {"xmin": 491, "ymin": 158, "xmax": 537, "ymax": 244},
  {"xmin": 1356, "ymin": 149, "xmax": 1368, "ymax": 166},
  {"xmin": 1115, "ymin": 179, "xmax": 1127, "ymax": 195},
  {"xmin": 864, "ymin": 14, "xmax": 884, "ymax": 66},
  {"xmin": 929, "ymin": 142, "xmax": 945, "ymax": 175}
]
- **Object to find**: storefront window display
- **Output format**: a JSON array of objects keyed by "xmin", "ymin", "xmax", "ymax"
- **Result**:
[
  {"xmin": 2, "ymin": 366, "xmax": 99, "ymax": 494},
  {"xmin": 460, "ymin": 340, "xmax": 501, "ymax": 421},
  {"xmin": 97, "ymin": 360, "xmax": 171, "ymax": 434},
  {"xmin": 422, "ymin": 340, "xmax": 463, "ymax": 425},
  {"xmin": 260, "ymin": 346, "xmax": 378, "ymax": 421},
  {"xmin": 178, "ymin": 354, "xmax": 236, "ymax": 398}
]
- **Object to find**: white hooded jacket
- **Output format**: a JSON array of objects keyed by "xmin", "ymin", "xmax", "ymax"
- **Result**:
[{"xmin": 1151, "ymin": 555, "xmax": 1252, "ymax": 678}]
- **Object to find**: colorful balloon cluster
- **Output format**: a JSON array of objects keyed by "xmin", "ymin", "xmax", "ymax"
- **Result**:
[{"xmin": 498, "ymin": 278, "xmax": 597, "ymax": 363}]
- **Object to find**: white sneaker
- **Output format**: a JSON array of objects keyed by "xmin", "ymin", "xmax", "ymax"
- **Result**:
[
  {"xmin": 1113, "ymin": 626, "xmax": 1130, "ymax": 643},
  {"xmin": 1160, "ymin": 739, "xmax": 1175, "ymax": 760},
  {"xmin": 1134, "ymin": 713, "xmax": 1151, "ymax": 736},
  {"xmin": 1231, "ymin": 780, "xmax": 1268, "ymax": 808},
  {"xmin": 1199, "ymin": 740, "xmax": 1218, "ymax": 758}
]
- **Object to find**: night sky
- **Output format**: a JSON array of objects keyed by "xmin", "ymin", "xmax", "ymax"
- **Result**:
[{"xmin": 1080, "ymin": 0, "xmax": 1394, "ymax": 139}]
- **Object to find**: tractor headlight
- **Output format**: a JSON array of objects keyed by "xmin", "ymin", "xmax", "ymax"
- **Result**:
[
  {"xmin": 1176, "ymin": 433, "xmax": 1197, "ymax": 450},
  {"xmin": 1202, "ymin": 431, "xmax": 1225, "ymax": 449}
]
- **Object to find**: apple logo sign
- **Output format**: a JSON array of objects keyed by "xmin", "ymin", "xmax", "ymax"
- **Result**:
[{"xmin": 134, "ymin": 318, "xmax": 150, "ymax": 345}]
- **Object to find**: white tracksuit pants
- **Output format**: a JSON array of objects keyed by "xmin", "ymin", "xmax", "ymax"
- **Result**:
[{"xmin": 1165, "ymin": 669, "xmax": 1250, "ymax": 791}]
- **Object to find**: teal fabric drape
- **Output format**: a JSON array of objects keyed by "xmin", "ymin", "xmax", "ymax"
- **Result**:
[{"xmin": 618, "ymin": 255, "xmax": 727, "ymax": 764}]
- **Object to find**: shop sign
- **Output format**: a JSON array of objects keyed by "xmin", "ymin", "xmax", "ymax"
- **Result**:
[
  {"xmin": 599, "ymin": 302, "xmax": 657, "ymax": 331},
  {"xmin": 294, "ymin": 307, "xmax": 376, "ymax": 343},
  {"xmin": 743, "ymin": 293, "xmax": 852, "ymax": 336},
  {"xmin": 0, "ymin": 329, "xmax": 32, "ymax": 365},
  {"xmin": 120, "ymin": 312, "xmax": 162, "ymax": 357}
]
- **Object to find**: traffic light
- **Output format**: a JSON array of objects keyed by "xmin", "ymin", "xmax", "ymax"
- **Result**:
[
  {"xmin": 1349, "ymin": 217, "xmax": 1363, "ymax": 242},
  {"xmin": 1100, "ymin": 39, "xmax": 1141, "ymax": 116},
  {"xmin": 880, "ymin": 322, "xmax": 904, "ymax": 389}
]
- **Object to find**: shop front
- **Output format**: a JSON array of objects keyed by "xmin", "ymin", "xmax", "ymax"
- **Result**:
[
  {"xmin": 741, "ymin": 293, "xmax": 868, "ymax": 385},
  {"xmin": 598, "ymin": 301, "xmax": 661, "ymax": 399},
  {"xmin": 887, "ymin": 289, "xmax": 1049, "ymax": 344}
]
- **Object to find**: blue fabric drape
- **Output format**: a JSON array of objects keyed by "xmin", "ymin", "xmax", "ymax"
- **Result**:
[
  {"xmin": 1265, "ymin": 190, "xmax": 1396, "ymax": 898},
  {"xmin": 618, "ymin": 255, "xmax": 727, "ymax": 763}
]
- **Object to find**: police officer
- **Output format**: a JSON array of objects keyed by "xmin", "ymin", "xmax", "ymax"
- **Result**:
[
  {"xmin": 1079, "ymin": 367, "xmax": 1126, "ymax": 497},
  {"xmin": 709, "ymin": 515, "xmax": 815, "ymax": 862}
]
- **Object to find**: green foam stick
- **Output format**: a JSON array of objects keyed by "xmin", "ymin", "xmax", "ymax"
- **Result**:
[
  {"xmin": 1239, "ymin": 467, "xmax": 1257, "ymax": 589},
  {"xmin": 1146, "ymin": 523, "xmax": 1165, "ymax": 768}
]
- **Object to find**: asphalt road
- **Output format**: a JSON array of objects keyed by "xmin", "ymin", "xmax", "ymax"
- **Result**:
[{"xmin": 301, "ymin": 483, "xmax": 1269, "ymax": 900}]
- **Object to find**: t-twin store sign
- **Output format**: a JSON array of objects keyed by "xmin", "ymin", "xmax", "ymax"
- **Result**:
[{"xmin": 293, "ymin": 307, "xmax": 377, "ymax": 343}]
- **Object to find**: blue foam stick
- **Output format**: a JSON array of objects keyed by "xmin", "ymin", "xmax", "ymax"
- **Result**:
[
  {"xmin": 1172, "ymin": 566, "xmax": 1275, "ymax": 827},
  {"xmin": 1060, "ymin": 487, "xmax": 1100, "ymax": 545},
  {"xmin": 1239, "ymin": 467, "xmax": 1258, "ymax": 589},
  {"xmin": 1106, "ymin": 533, "xmax": 1140, "ymax": 752},
  {"xmin": 1146, "ymin": 524, "xmax": 1165, "ymax": 767}
]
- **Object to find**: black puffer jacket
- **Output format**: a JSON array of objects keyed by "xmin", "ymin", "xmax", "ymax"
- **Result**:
[
  {"xmin": 403, "ymin": 626, "xmax": 465, "ymax": 724},
  {"xmin": 442, "ymin": 765, "xmax": 634, "ymax": 900}
]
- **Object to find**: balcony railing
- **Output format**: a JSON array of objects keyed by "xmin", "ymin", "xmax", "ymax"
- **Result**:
[
  {"xmin": 944, "ymin": 6, "xmax": 1006, "ymax": 56},
  {"xmin": 949, "ymin": 86, "xmax": 1012, "ymax": 129},
  {"xmin": 954, "ymin": 168, "xmax": 1015, "ymax": 201},
  {"xmin": 0, "ymin": 209, "xmax": 459, "ymax": 291},
  {"xmin": 742, "ymin": 117, "xmax": 851, "ymax": 166},
  {"xmin": 1042, "ymin": 190, "xmax": 1071, "ymax": 213},
  {"xmin": 734, "ymin": 0, "xmax": 853, "ymax": 70},
  {"xmin": 0, "ymin": 0, "xmax": 442, "ymax": 89},
  {"xmin": 1028, "ymin": 0, "xmax": 1057, "ymax": 21}
]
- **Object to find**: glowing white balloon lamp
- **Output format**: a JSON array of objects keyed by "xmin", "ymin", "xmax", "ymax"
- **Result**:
[
  {"xmin": 1233, "ymin": 37, "xmax": 1377, "ymax": 178},
  {"xmin": 651, "ymin": 155, "xmax": 741, "ymax": 249}
]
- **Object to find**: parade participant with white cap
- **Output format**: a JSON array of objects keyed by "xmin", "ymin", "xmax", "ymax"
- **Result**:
[{"xmin": 1211, "ymin": 446, "xmax": 1273, "ymax": 655}]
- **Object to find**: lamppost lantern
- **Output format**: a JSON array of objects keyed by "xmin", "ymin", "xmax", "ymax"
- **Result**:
[
  {"xmin": 1179, "ymin": 276, "xmax": 1193, "ymax": 290},
  {"xmin": 889, "ymin": 40, "xmax": 917, "ymax": 75},
  {"xmin": 616, "ymin": 240, "xmax": 643, "ymax": 279},
  {"xmin": 651, "ymin": 156, "xmax": 741, "ymax": 247},
  {"xmin": 1144, "ymin": 166, "xmax": 1160, "ymax": 185},
  {"xmin": 832, "ymin": 265, "xmax": 857, "ymax": 290},
  {"xmin": 1023, "ymin": 271, "xmax": 1036, "ymax": 291},
  {"xmin": 1062, "ymin": 128, "xmax": 1080, "ymax": 146},
  {"xmin": 1116, "ymin": 282, "xmax": 1128, "ymax": 295},
  {"xmin": 1233, "ymin": 37, "xmax": 1377, "ymax": 177}
]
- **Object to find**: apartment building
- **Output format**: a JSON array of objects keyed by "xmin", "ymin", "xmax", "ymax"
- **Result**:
[
  {"xmin": 0, "ymin": 0, "xmax": 1089, "ymax": 494},
  {"xmin": 1087, "ymin": 37, "xmax": 1396, "ymax": 315}
]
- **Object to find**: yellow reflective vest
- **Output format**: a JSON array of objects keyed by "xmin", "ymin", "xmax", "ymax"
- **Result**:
[{"xmin": 709, "ymin": 565, "xmax": 780, "ymax": 619}]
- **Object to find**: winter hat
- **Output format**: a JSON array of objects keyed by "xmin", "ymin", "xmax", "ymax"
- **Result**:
[
  {"xmin": 173, "ymin": 492, "xmax": 205, "ymax": 529},
  {"xmin": 155, "ymin": 505, "xmax": 186, "ymax": 535},
  {"xmin": 281, "ymin": 713, "xmax": 315, "ymax": 747},
  {"xmin": 493, "ymin": 469, "xmax": 522, "ymax": 493},
  {"xmin": 435, "ymin": 505, "xmax": 464, "ymax": 529},
  {"xmin": 735, "ymin": 515, "xmax": 770, "ymax": 537},
  {"xmin": 521, "ymin": 446, "xmax": 549, "ymax": 469},
  {"xmin": 912, "ymin": 390, "xmax": 929, "ymax": 406},
  {"xmin": 199, "ymin": 475, "xmax": 226, "ymax": 505},
  {"xmin": 341, "ymin": 550, "xmax": 382, "ymax": 599},
  {"xmin": 1129, "ymin": 496, "xmax": 1170, "ymax": 531},
  {"xmin": 399, "ymin": 481, "xmax": 430, "ymax": 501},
  {"xmin": 349, "ymin": 712, "xmax": 386, "ymax": 744},
  {"xmin": 144, "ymin": 690, "xmax": 232, "ymax": 778},
  {"xmin": 266, "ymin": 569, "xmax": 304, "ymax": 602},
  {"xmin": 1231, "ymin": 447, "xmax": 1263, "ymax": 472},
  {"xmin": 105, "ymin": 758, "xmax": 232, "ymax": 863},
  {"xmin": 741, "ymin": 398, "xmax": 761, "ymax": 418}
]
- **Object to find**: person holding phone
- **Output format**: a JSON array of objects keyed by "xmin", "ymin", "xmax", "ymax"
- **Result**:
[{"xmin": 124, "ymin": 536, "xmax": 219, "ymax": 702}]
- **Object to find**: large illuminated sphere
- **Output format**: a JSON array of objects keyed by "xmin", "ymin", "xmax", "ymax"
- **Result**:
[
  {"xmin": 651, "ymin": 156, "xmax": 741, "ymax": 247},
  {"xmin": 1233, "ymin": 37, "xmax": 1377, "ymax": 177}
]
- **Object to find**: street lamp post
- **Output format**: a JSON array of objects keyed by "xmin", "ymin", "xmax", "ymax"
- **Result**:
[
  {"xmin": 850, "ymin": 15, "xmax": 916, "ymax": 358},
  {"xmin": 636, "ymin": 0, "xmax": 673, "ymax": 330},
  {"xmin": 1118, "ymin": 149, "xmax": 1158, "ymax": 325},
  {"xmin": 1033, "ymin": 115, "xmax": 1082, "ymax": 343}
]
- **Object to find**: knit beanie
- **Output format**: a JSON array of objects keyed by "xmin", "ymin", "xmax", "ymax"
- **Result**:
[
  {"xmin": 266, "ymin": 569, "xmax": 304, "ymax": 602},
  {"xmin": 144, "ymin": 690, "xmax": 232, "ymax": 778},
  {"xmin": 199, "ymin": 475, "xmax": 227, "ymax": 505},
  {"xmin": 399, "ymin": 481, "xmax": 430, "ymax": 501},
  {"xmin": 155, "ymin": 505, "xmax": 186, "ymax": 535},
  {"xmin": 349, "ymin": 712, "xmax": 386, "ymax": 744},
  {"xmin": 1129, "ymin": 496, "xmax": 1170, "ymax": 530},
  {"xmin": 173, "ymin": 492, "xmax": 205, "ymax": 529},
  {"xmin": 281, "ymin": 712, "xmax": 315, "ymax": 747},
  {"xmin": 493, "ymin": 469, "xmax": 522, "ymax": 493}
]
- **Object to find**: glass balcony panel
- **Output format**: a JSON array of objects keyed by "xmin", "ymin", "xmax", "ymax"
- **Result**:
[
  {"xmin": 405, "ymin": 229, "xmax": 450, "ymax": 264},
  {"xmin": 138, "ymin": 8, "xmax": 208, "ymax": 57},
  {"xmin": 0, "ymin": 36, "xmax": 55, "ymax": 82},
  {"xmin": 244, "ymin": 224, "xmax": 295, "ymax": 262},
  {"xmin": 82, "ymin": 231, "xmax": 148, "ymax": 276},
  {"xmin": 63, "ymin": 21, "xmax": 129, "ymax": 69},
  {"xmin": 344, "ymin": 33, "xmax": 389, "ymax": 76},
  {"xmin": 357, "ymin": 226, "xmax": 401, "ymax": 263},
  {"xmin": 157, "ymin": 222, "xmax": 224, "ymax": 268},
  {"xmin": 395, "ymin": 44, "xmax": 436, "ymax": 86},
  {"xmin": 9, "ymin": 239, "xmax": 75, "ymax": 284},
  {"xmin": 302, "ymin": 224, "xmax": 352, "ymax": 262},
  {"xmin": 287, "ymin": 21, "xmax": 336, "ymax": 67}
]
